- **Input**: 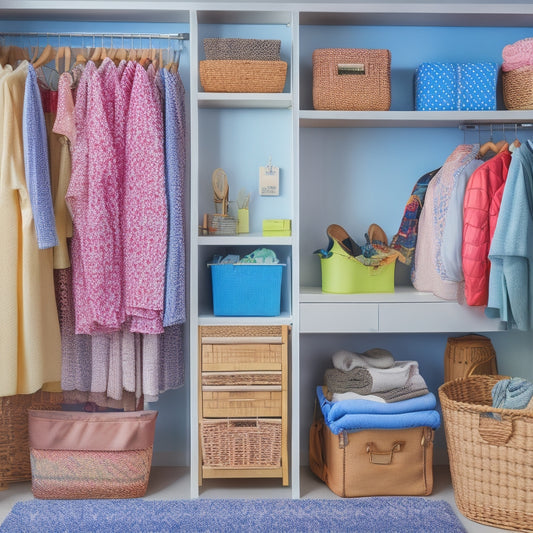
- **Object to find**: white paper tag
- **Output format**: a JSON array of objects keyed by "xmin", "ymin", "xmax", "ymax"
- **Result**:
[{"xmin": 259, "ymin": 165, "xmax": 280, "ymax": 196}]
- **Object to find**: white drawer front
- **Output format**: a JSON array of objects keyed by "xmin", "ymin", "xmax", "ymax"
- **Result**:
[{"xmin": 300, "ymin": 303, "xmax": 379, "ymax": 333}]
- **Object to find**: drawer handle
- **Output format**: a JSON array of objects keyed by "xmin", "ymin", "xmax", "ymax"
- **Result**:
[{"xmin": 338, "ymin": 63, "xmax": 365, "ymax": 75}]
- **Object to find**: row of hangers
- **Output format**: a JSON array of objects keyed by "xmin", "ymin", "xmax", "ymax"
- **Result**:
[
  {"xmin": 464, "ymin": 124, "xmax": 523, "ymax": 158},
  {"xmin": 0, "ymin": 35, "xmax": 183, "ymax": 74}
]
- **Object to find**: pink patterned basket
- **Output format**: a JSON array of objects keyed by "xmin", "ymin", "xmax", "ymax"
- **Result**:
[{"xmin": 28, "ymin": 410, "xmax": 157, "ymax": 499}]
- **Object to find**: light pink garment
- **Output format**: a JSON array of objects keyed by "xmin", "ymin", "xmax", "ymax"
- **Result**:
[
  {"xmin": 124, "ymin": 62, "xmax": 167, "ymax": 334},
  {"xmin": 412, "ymin": 144, "xmax": 478, "ymax": 300},
  {"xmin": 66, "ymin": 61, "xmax": 124, "ymax": 334}
]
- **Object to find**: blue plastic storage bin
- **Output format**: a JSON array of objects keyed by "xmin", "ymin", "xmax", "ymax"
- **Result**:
[
  {"xmin": 415, "ymin": 62, "xmax": 498, "ymax": 111},
  {"xmin": 209, "ymin": 263, "xmax": 285, "ymax": 316}
]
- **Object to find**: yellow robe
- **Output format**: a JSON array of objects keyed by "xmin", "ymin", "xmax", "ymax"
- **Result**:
[{"xmin": 0, "ymin": 61, "xmax": 61, "ymax": 395}]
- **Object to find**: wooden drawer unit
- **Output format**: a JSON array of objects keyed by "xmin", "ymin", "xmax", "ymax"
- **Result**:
[
  {"xmin": 198, "ymin": 325, "xmax": 289, "ymax": 486},
  {"xmin": 202, "ymin": 389, "xmax": 282, "ymax": 418}
]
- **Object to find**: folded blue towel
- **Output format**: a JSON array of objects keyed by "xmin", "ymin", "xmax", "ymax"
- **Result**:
[
  {"xmin": 492, "ymin": 377, "xmax": 533, "ymax": 410},
  {"xmin": 325, "ymin": 411, "xmax": 441, "ymax": 435},
  {"xmin": 317, "ymin": 385, "xmax": 437, "ymax": 424}
]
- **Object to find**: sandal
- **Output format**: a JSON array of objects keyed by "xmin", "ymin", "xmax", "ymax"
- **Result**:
[
  {"xmin": 367, "ymin": 223, "xmax": 388, "ymax": 246},
  {"xmin": 327, "ymin": 224, "xmax": 362, "ymax": 257}
]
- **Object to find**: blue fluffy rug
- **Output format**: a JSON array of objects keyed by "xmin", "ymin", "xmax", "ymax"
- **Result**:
[{"xmin": 0, "ymin": 497, "xmax": 466, "ymax": 533}]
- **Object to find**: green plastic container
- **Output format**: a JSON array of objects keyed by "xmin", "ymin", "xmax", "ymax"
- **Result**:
[{"xmin": 320, "ymin": 241, "xmax": 395, "ymax": 294}]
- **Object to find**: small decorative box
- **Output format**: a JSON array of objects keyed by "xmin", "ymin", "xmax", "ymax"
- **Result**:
[
  {"xmin": 415, "ymin": 62, "xmax": 498, "ymax": 111},
  {"xmin": 262, "ymin": 219, "xmax": 291, "ymax": 237}
]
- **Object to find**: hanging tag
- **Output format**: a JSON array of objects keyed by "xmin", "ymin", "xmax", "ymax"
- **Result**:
[{"xmin": 259, "ymin": 159, "xmax": 279, "ymax": 196}]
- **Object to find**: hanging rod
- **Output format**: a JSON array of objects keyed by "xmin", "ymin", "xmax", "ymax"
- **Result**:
[
  {"xmin": 459, "ymin": 123, "xmax": 533, "ymax": 130},
  {"xmin": 1, "ymin": 31, "xmax": 189, "ymax": 41}
]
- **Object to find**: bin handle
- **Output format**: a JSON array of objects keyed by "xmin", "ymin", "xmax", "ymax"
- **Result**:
[
  {"xmin": 366, "ymin": 441, "xmax": 404, "ymax": 465},
  {"xmin": 478, "ymin": 413, "xmax": 514, "ymax": 445}
]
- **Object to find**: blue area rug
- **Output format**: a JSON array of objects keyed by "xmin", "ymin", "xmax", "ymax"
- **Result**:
[{"xmin": 0, "ymin": 497, "xmax": 466, "ymax": 533}]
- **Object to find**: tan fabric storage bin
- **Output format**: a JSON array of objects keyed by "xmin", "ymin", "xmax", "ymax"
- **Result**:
[
  {"xmin": 312, "ymin": 48, "xmax": 391, "ymax": 111},
  {"xmin": 310, "ymin": 418, "xmax": 434, "ymax": 497}
]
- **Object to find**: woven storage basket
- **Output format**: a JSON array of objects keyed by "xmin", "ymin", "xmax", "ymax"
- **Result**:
[
  {"xmin": 444, "ymin": 334, "xmax": 498, "ymax": 382},
  {"xmin": 439, "ymin": 375, "xmax": 533, "ymax": 531},
  {"xmin": 199, "ymin": 60, "xmax": 287, "ymax": 93},
  {"xmin": 28, "ymin": 410, "xmax": 157, "ymax": 499},
  {"xmin": 0, "ymin": 390, "xmax": 63, "ymax": 490},
  {"xmin": 201, "ymin": 418, "xmax": 281, "ymax": 468},
  {"xmin": 204, "ymin": 38, "xmax": 281, "ymax": 61},
  {"xmin": 312, "ymin": 48, "xmax": 391, "ymax": 111},
  {"xmin": 503, "ymin": 66, "xmax": 533, "ymax": 110},
  {"xmin": 207, "ymin": 213, "xmax": 237, "ymax": 236}
]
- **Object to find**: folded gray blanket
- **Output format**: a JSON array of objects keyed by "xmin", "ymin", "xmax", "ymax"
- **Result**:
[
  {"xmin": 332, "ymin": 348, "xmax": 394, "ymax": 371},
  {"xmin": 324, "ymin": 361, "xmax": 429, "ymax": 403}
]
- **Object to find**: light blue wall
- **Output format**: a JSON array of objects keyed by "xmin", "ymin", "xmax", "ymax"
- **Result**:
[{"xmin": 3, "ymin": 17, "xmax": 533, "ymax": 467}]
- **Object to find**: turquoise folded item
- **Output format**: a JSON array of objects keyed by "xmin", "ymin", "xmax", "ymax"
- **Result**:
[
  {"xmin": 317, "ymin": 386, "xmax": 437, "ymax": 424},
  {"xmin": 492, "ymin": 377, "xmax": 533, "ymax": 410},
  {"xmin": 317, "ymin": 386, "xmax": 441, "ymax": 435},
  {"xmin": 324, "ymin": 410, "xmax": 441, "ymax": 435}
]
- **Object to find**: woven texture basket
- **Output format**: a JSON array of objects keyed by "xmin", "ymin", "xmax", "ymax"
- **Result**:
[
  {"xmin": 503, "ymin": 66, "xmax": 533, "ymax": 110},
  {"xmin": 199, "ymin": 60, "xmax": 287, "ymax": 93},
  {"xmin": 0, "ymin": 390, "xmax": 63, "ymax": 489},
  {"xmin": 204, "ymin": 38, "xmax": 281, "ymax": 61},
  {"xmin": 439, "ymin": 375, "xmax": 533, "ymax": 531},
  {"xmin": 444, "ymin": 334, "xmax": 498, "ymax": 382},
  {"xmin": 201, "ymin": 418, "xmax": 281, "ymax": 468},
  {"xmin": 312, "ymin": 48, "xmax": 391, "ymax": 111}
]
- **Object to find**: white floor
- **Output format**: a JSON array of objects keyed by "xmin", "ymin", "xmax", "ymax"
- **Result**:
[{"xmin": 0, "ymin": 466, "xmax": 510, "ymax": 532}]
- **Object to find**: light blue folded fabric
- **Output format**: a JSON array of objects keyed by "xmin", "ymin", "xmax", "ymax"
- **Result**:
[
  {"xmin": 492, "ymin": 377, "xmax": 533, "ymax": 410},
  {"xmin": 325, "ymin": 410, "xmax": 441, "ymax": 435},
  {"xmin": 317, "ymin": 385, "xmax": 437, "ymax": 424}
]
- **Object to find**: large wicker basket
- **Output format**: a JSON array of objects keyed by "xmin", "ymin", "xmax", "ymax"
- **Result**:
[
  {"xmin": 439, "ymin": 375, "xmax": 533, "ymax": 531},
  {"xmin": 443, "ymin": 334, "xmax": 497, "ymax": 382},
  {"xmin": 0, "ymin": 390, "xmax": 63, "ymax": 489},
  {"xmin": 201, "ymin": 418, "xmax": 281, "ymax": 468},
  {"xmin": 503, "ymin": 66, "xmax": 533, "ymax": 110},
  {"xmin": 199, "ymin": 60, "xmax": 287, "ymax": 93},
  {"xmin": 312, "ymin": 48, "xmax": 391, "ymax": 111}
]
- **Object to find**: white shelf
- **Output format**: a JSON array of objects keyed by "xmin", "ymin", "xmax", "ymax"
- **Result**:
[
  {"xmin": 299, "ymin": 110, "xmax": 533, "ymax": 129},
  {"xmin": 198, "ymin": 234, "xmax": 293, "ymax": 246},
  {"xmin": 198, "ymin": 312, "xmax": 293, "ymax": 326},
  {"xmin": 299, "ymin": 286, "xmax": 505, "ymax": 333},
  {"xmin": 300, "ymin": 285, "xmax": 448, "ymax": 303},
  {"xmin": 198, "ymin": 93, "xmax": 293, "ymax": 109}
]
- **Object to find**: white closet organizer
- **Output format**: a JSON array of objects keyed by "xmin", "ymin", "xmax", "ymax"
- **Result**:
[{"xmin": 3, "ymin": 1, "xmax": 533, "ymax": 502}]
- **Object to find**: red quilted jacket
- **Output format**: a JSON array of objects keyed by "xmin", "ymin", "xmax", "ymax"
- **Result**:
[{"xmin": 462, "ymin": 150, "xmax": 511, "ymax": 306}]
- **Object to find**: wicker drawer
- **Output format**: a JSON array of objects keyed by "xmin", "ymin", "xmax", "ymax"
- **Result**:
[
  {"xmin": 201, "ymin": 418, "xmax": 281, "ymax": 468},
  {"xmin": 202, "ymin": 371, "xmax": 282, "ymax": 387},
  {"xmin": 202, "ymin": 389, "xmax": 282, "ymax": 418},
  {"xmin": 202, "ymin": 343, "xmax": 282, "ymax": 371}
]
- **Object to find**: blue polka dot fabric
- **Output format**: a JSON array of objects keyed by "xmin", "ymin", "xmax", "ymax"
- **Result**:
[{"xmin": 415, "ymin": 62, "xmax": 497, "ymax": 111}]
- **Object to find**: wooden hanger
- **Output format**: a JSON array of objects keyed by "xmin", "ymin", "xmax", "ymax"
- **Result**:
[
  {"xmin": 90, "ymin": 46, "xmax": 102, "ymax": 63},
  {"xmin": 478, "ymin": 139, "xmax": 508, "ymax": 157},
  {"xmin": 33, "ymin": 44, "xmax": 55, "ymax": 68},
  {"xmin": 55, "ymin": 46, "xmax": 72, "ymax": 74}
]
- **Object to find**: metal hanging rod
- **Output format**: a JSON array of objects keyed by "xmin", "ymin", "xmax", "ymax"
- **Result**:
[
  {"xmin": 1, "ymin": 31, "xmax": 189, "ymax": 41},
  {"xmin": 459, "ymin": 123, "xmax": 533, "ymax": 130}
]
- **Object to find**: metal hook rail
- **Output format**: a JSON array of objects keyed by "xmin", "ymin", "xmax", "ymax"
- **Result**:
[{"xmin": 1, "ymin": 31, "xmax": 189, "ymax": 41}]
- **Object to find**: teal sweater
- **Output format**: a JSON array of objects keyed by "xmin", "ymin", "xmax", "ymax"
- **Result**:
[{"xmin": 486, "ymin": 141, "xmax": 533, "ymax": 330}]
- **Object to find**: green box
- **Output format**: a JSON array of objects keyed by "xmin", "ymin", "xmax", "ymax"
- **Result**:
[
  {"xmin": 262, "ymin": 219, "xmax": 291, "ymax": 236},
  {"xmin": 320, "ymin": 240, "xmax": 395, "ymax": 294}
]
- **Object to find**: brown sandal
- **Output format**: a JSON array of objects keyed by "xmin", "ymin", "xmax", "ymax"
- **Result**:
[
  {"xmin": 327, "ymin": 224, "xmax": 362, "ymax": 257},
  {"xmin": 367, "ymin": 223, "xmax": 388, "ymax": 245}
]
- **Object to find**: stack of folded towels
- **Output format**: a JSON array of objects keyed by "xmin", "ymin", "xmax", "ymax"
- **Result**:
[{"xmin": 319, "ymin": 348, "xmax": 440, "ymax": 435}]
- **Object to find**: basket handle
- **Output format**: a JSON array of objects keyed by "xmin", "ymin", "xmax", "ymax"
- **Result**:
[
  {"xmin": 478, "ymin": 413, "xmax": 514, "ymax": 445},
  {"xmin": 365, "ymin": 441, "xmax": 404, "ymax": 465}
]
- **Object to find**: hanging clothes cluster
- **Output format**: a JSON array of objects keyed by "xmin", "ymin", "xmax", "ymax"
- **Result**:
[
  {"xmin": 406, "ymin": 134, "xmax": 532, "ymax": 331},
  {"xmin": 0, "ymin": 38, "xmax": 187, "ymax": 409}
]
